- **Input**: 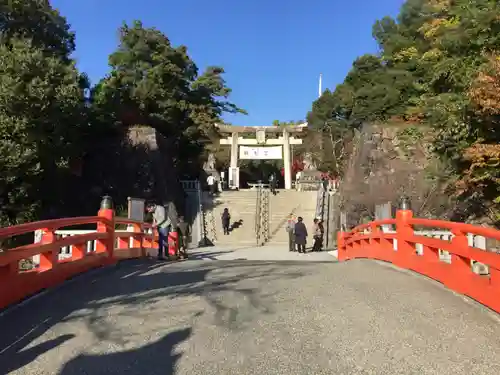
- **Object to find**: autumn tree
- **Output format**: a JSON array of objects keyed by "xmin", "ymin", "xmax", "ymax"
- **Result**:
[{"xmin": 308, "ymin": 0, "xmax": 500, "ymax": 225}]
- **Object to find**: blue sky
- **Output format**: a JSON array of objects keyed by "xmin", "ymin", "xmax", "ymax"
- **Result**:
[{"xmin": 52, "ymin": 0, "xmax": 405, "ymax": 126}]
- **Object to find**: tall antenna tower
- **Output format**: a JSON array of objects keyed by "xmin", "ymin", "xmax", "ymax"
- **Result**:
[{"xmin": 318, "ymin": 73, "xmax": 323, "ymax": 98}]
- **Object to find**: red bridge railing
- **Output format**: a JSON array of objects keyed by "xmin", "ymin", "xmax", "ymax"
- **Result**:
[
  {"xmin": 337, "ymin": 209, "xmax": 500, "ymax": 313},
  {"xmin": 0, "ymin": 205, "xmax": 158, "ymax": 310}
]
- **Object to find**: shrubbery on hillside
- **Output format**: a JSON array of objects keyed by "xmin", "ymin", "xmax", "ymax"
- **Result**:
[
  {"xmin": 0, "ymin": 1, "xmax": 242, "ymax": 228},
  {"xmin": 307, "ymin": 0, "xmax": 500, "ymax": 226}
]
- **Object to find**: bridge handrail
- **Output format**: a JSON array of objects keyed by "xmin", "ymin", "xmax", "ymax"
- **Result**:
[
  {"xmin": 337, "ymin": 209, "xmax": 500, "ymax": 313},
  {"xmin": 346, "ymin": 218, "xmax": 396, "ymax": 234},
  {"xmin": 345, "ymin": 218, "xmax": 500, "ymax": 241},
  {"xmin": 0, "ymin": 209, "xmax": 158, "ymax": 310},
  {"xmin": 409, "ymin": 218, "xmax": 500, "ymax": 239},
  {"xmin": 0, "ymin": 216, "xmax": 107, "ymax": 239}
]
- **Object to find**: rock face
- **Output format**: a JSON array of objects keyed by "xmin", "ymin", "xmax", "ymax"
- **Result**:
[
  {"xmin": 202, "ymin": 152, "xmax": 220, "ymax": 183},
  {"xmin": 203, "ymin": 153, "xmax": 216, "ymax": 172},
  {"xmin": 340, "ymin": 122, "xmax": 435, "ymax": 226},
  {"xmin": 126, "ymin": 125, "xmax": 185, "ymax": 213}
]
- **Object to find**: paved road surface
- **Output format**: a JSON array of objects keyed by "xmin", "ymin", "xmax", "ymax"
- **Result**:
[{"xmin": 1, "ymin": 245, "xmax": 499, "ymax": 374}]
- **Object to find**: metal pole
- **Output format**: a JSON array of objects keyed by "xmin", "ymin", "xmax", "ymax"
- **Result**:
[
  {"xmin": 196, "ymin": 180, "xmax": 203, "ymax": 246},
  {"xmin": 326, "ymin": 193, "xmax": 330, "ymax": 249},
  {"xmin": 319, "ymin": 73, "xmax": 322, "ymax": 98}
]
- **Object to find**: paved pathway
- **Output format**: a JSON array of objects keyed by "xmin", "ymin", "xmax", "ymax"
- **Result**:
[
  {"xmin": 187, "ymin": 244, "xmax": 338, "ymax": 262},
  {"xmin": 1, "ymin": 245, "xmax": 499, "ymax": 374}
]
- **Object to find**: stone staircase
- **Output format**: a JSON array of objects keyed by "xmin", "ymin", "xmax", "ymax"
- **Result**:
[
  {"xmin": 203, "ymin": 190, "xmax": 317, "ymax": 247},
  {"xmin": 206, "ymin": 190, "xmax": 258, "ymax": 246}
]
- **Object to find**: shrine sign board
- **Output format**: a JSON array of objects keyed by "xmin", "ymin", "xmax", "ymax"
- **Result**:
[
  {"xmin": 128, "ymin": 197, "xmax": 145, "ymax": 222},
  {"xmin": 239, "ymin": 146, "xmax": 282, "ymax": 160}
]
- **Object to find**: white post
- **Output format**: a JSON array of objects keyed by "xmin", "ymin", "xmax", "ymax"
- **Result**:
[
  {"xmin": 229, "ymin": 132, "xmax": 239, "ymax": 189},
  {"xmin": 283, "ymin": 129, "xmax": 292, "ymax": 190},
  {"xmin": 319, "ymin": 73, "xmax": 322, "ymax": 98},
  {"xmin": 230, "ymin": 132, "xmax": 238, "ymax": 169}
]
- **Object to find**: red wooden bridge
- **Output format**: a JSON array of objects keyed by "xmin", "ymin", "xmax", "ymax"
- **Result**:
[{"xmin": 1, "ymin": 201, "xmax": 499, "ymax": 374}]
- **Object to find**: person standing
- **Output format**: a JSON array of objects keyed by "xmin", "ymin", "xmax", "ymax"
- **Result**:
[
  {"xmin": 147, "ymin": 203, "xmax": 171, "ymax": 260},
  {"xmin": 207, "ymin": 174, "xmax": 216, "ymax": 195},
  {"xmin": 220, "ymin": 171, "xmax": 226, "ymax": 191},
  {"xmin": 177, "ymin": 216, "xmax": 190, "ymax": 260},
  {"xmin": 286, "ymin": 214, "xmax": 296, "ymax": 252},
  {"xmin": 294, "ymin": 216, "xmax": 308, "ymax": 253},
  {"xmin": 321, "ymin": 174, "xmax": 328, "ymax": 190},
  {"xmin": 312, "ymin": 218, "xmax": 322, "ymax": 252},
  {"xmin": 269, "ymin": 173, "xmax": 277, "ymax": 195},
  {"xmin": 318, "ymin": 219, "xmax": 325, "ymax": 251},
  {"xmin": 296, "ymin": 171, "xmax": 302, "ymax": 191},
  {"xmin": 221, "ymin": 207, "xmax": 231, "ymax": 235}
]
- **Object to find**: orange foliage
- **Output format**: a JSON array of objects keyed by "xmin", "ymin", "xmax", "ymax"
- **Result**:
[
  {"xmin": 427, "ymin": 0, "xmax": 452, "ymax": 12},
  {"xmin": 468, "ymin": 55, "xmax": 500, "ymax": 115},
  {"xmin": 462, "ymin": 143, "xmax": 500, "ymax": 185},
  {"xmin": 387, "ymin": 115, "xmax": 424, "ymax": 125}
]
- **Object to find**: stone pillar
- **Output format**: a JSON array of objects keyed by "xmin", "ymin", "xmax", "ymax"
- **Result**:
[
  {"xmin": 229, "ymin": 132, "xmax": 239, "ymax": 189},
  {"xmin": 230, "ymin": 132, "xmax": 238, "ymax": 169},
  {"xmin": 283, "ymin": 129, "xmax": 292, "ymax": 190}
]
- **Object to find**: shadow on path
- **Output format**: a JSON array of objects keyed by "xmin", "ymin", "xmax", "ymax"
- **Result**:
[
  {"xmin": 229, "ymin": 219, "xmax": 243, "ymax": 232},
  {"xmin": 187, "ymin": 249, "xmax": 234, "ymax": 260},
  {"xmin": 0, "ymin": 258, "xmax": 310, "ymax": 373},
  {"xmin": 59, "ymin": 328, "xmax": 191, "ymax": 375},
  {"xmin": 0, "ymin": 334, "xmax": 75, "ymax": 374}
]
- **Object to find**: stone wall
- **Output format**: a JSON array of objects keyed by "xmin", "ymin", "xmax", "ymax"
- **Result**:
[
  {"xmin": 339, "ymin": 122, "xmax": 442, "ymax": 227},
  {"xmin": 127, "ymin": 126, "xmax": 186, "ymax": 214}
]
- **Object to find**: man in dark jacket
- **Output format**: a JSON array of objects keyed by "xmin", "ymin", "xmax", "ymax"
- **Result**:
[
  {"xmin": 294, "ymin": 216, "xmax": 308, "ymax": 253},
  {"xmin": 269, "ymin": 173, "xmax": 277, "ymax": 195}
]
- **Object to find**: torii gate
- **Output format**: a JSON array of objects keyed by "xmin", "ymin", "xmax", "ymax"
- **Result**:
[{"xmin": 216, "ymin": 123, "xmax": 307, "ymax": 190}]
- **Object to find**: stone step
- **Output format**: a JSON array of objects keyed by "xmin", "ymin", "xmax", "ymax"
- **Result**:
[{"xmin": 204, "ymin": 190, "xmax": 319, "ymax": 246}]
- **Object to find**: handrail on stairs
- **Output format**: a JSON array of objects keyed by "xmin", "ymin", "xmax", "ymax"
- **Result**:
[{"xmin": 315, "ymin": 181, "xmax": 327, "ymax": 221}]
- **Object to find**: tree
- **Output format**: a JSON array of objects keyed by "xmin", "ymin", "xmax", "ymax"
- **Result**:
[
  {"xmin": 92, "ymin": 20, "xmax": 244, "ymax": 197},
  {"xmin": 307, "ymin": 89, "xmax": 354, "ymax": 176},
  {"xmin": 308, "ymin": 0, "xmax": 500, "ymax": 225},
  {"xmin": 0, "ymin": 38, "xmax": 88, "ymax": 226},
  {"xmin": 0, "ymin": 0, "xmax": 88, "ymax": 227},
  {"xmin": 271, "ymin": 120, "xmax": 303, "ymax": 127},
  {"xmin": 0, "ymin": 0, "xmax": 76, "ymax": 60},
  {"xmin": 0, "ymin": 3, "xmax": 245, "ymax": 233}
]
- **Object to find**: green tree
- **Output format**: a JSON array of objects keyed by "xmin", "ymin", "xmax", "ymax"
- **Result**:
[
  {"xmin": 0, "ymin": 38, "xmax": 88, "ymax": 226},
  {"xmin": 0, "ymin": 0, "xmax": 76, "ymax": 60},
  {"xmin": 307, "ymin": 88, "xmax": 355, "ymax": 176},
  {"xmin": 94, "ymin": 21, "xmax": 243, "ymax": 182},
  {"xmin": 272, "ymin": 120, "xmax": 304, "ymax": 127},
  {"xmin": 308, "ymin": 0, "xmax": 500, "ymax": 223},
  {"xmin": 0, "ymin": 0, "xmax": 88, "ymax": 227}
]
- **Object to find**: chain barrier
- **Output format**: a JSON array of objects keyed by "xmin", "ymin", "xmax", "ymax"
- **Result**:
[
  {"xmin": 208, "ymin": 210, "xmax": 217, "ymax": 243},
  {"xmin": 255, "ymin": 183, "xmax": 270, "ymax": 246},
  {"xmin": 315, "ymin": 182, "xmax": 328, "ymax": 221},
  {"xmin": 255, "ymin": 184, "xmax": 262, "ymax": 246},
  {"xmin": 201, "ymin": 206, "xmax": 217, "ymax": 245},
  {"xmin": 261, "ymin": 188, "xmax": 270, "ymax": 244}
]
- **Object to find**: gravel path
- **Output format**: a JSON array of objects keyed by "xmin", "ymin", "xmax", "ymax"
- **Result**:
[{"xmin": 1, "ymin": 246, "xmax": 499, "ymax": 375}]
